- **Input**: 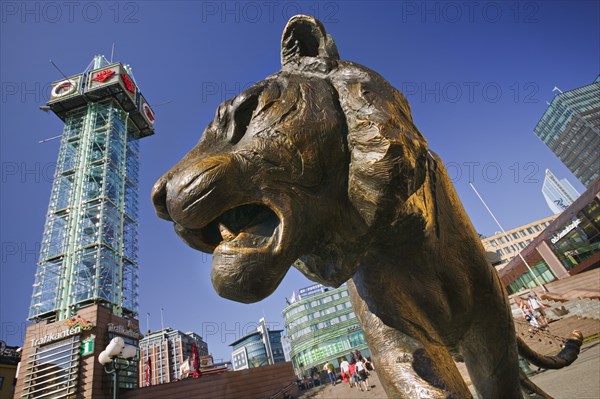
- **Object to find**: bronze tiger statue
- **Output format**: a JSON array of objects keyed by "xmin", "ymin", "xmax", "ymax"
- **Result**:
[{"xmin": 152, "ymin": 15, "xmax": 582, "ymax": 398}]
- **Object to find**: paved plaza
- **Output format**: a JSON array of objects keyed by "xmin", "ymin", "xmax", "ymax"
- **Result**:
[
  {"xmin": 298, "ymin": 341, "xmax": 599, "ymax": 399},
  {"xmin": 528, "ymin": 341, "xmax": 600, "ymax": 399}
]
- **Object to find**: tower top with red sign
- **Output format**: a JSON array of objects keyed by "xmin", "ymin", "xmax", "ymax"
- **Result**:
[{"xmin": 47, "ymin": 55, "xmax": 155, "ymax": 139}]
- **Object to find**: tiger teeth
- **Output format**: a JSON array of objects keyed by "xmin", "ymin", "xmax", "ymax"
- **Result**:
[{"xmin": 219, "ymin": 223, "xmax": 236, "ymax": 241}]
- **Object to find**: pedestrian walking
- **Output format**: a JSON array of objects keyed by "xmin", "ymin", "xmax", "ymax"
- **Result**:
[
  {"xmin": 340, "ymin": 357, "xmax": 350, "ymax": 385},
  {"xmin": 348, "ymin": 360, "xmax": 358, "ymax": 388},
  {"xmin": 528, "ymin": 294, "xmax": 549, "ymax": 327},
  {"xmin": 518, "ymin": 297, "xmax": 542, "ymax": 331},
  {"xmin": 355, "ymin": 358, "xmax": 370, "ymax": 391},
  {"xmin": 323, "ymin": 361, "xmax": 336, "ymax": 385}
]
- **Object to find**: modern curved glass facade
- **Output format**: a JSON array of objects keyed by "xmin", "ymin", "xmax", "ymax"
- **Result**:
[
  {"xmin": 230, "ymin": 327, "xmax": 285, "ymax": 370},
  {"xmin": 283, "ymin": 283, "xmax": 369, "ymax": 375}
]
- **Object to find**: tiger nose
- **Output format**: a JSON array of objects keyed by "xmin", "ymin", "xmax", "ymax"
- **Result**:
[{"xmin": 151, "ymin": 175, "xmax": 173, "ymax": 221}]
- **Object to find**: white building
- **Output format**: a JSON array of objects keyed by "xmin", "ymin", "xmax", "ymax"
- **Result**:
[{"xmin": 542, "ymin": 169, "xmax": 580, "ymax": 214}]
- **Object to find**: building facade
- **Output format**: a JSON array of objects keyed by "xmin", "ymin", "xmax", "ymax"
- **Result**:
[
  {"xmin": 15, "ymin": 55, "xmax": 155, "ymax": 399},
  {"xmin": 16, "ymin": 305, "xmax": 144, "ymax": 399},
  {"xmin": 138, "ymin": 328, "xmax": 209, "ymax": 386},
  {"xmin": 542, "ymin": 169, "xmax": 580, "ymax": 214},
  {"xmin": 500, "ymin": 178, "xmax": 600, "ymax": 294},
  {"xmin": 0, "ymin": 345, "xmax": 20, "ymax": 399},
  {"xmin": 481, "ymin": 215, "xmax": 557, "ymax": 270},
  {"xmin": 230, "ymin": 319, "xmax": 285, "ymax": 371},
  {"xmin": 282, "ymin": 283, "xmax": 370, "ymax": 377},
  {"xmin": 534, "ymin": 76, "xmax": 600, "ymax": 187}
]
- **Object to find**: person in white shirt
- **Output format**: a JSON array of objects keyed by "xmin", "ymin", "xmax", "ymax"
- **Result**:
[
  {"xmin": 339, "ymin": 358, "xmax": 350, "ymax": 385},
  {"xmin": 355, "ymin": 358, "xmax": 370, "ymax": 391},
  {"xmin": 528, "ymin": 294, "xmax": 549, "ymax": 327}
]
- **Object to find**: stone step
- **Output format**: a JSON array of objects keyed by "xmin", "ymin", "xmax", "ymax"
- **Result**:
[{"xmin": 515, "ymin": 316, "xmax": 600, "ymax": 356}]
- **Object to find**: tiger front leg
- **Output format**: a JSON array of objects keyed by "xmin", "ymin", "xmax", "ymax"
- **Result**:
[{"xmin": 348, "ymin": 280, "xmax": 472, "ymax": 399}]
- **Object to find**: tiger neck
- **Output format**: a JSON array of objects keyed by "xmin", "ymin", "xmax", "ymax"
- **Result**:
[{"xmin": 350, "ymin": 157, "xmax": 487, "ymax": 333}]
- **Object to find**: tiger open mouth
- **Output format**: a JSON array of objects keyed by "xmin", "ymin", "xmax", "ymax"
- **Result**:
[{"xmin": 198, "ymin": 204, "xmax": 281, "ymax": 252}]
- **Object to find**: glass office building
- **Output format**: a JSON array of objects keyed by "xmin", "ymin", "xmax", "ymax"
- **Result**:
[
  {"xmin": 282, "ymin": 283, "xmax": 370, "ymax": 376},
  {"xmin": 534, "ymin": 76, "xmax": 600, "ymax": 187},
  {"xmin": 230, "ymin": 319, "xmax": 285, "ymax": 370}
]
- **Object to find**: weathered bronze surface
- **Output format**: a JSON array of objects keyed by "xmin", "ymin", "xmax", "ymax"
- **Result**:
[{"xmin": 152, "ymin": 15, "xmax": 582, "ymax": 398}]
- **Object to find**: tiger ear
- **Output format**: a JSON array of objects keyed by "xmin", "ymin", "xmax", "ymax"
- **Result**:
[{"xmin": 281, "ymin": 15, "xmax": 339, "ymax": 66}]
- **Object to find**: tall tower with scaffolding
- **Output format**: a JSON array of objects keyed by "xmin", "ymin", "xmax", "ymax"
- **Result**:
[
  {"xmin": 30, "ymin": 55, "xmax": 154, "ymax": 321},
  {"xmin": 16, "ymin": 55, "xmax": 155, "ymax": 399}
]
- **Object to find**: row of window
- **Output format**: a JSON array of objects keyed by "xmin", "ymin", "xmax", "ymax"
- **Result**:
[
  {"xmin": 290, "ymin": 312, "xmax": 356, "ymax": 341},
  {"xmin": 495, "ymin": 239, "xmax": 533, "ymax": 257},
  {"xmin": 287, "ymin": 301, "xmax": 354, "ymax": 331},
  {"xmin": 486, "ymin": 222, "xmax": 551, "ymax": 247},
  {"xmin": 284, "ymin": 289, "xmax": 349, "ymax": 318},
  {"xmin": 292, "ymin": 331, "xmax": 367, "ymax": 371},
  {"xmin": 506, "ymin": 260, "xmax": 557, "ymax": 294}
]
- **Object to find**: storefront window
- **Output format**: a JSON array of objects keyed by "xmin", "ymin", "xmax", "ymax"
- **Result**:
[
  {"xmin": 547, "ymin": 199, "xmax": 600, "ymax": 270},
  {"xmin": 506, "ymin": 260, "xmax": 556, "ymax": 294}
]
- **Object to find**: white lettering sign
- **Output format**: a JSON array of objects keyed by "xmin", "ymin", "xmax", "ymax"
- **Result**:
[
  {"xmin": 550, "ymin": 218, "xmax": 581, "ymax": 244},
  {"xmin": 31, "ymin": 326, "xmax": 82, "ymax": 347},
  {"xmin": 107, "ymin": 323, "xmax": 142, "ymax": 340}
]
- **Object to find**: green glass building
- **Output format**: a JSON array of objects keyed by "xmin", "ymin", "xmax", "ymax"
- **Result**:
[
  {"xmin": 534, "ymin": 76, "xmax": 600, "ymax": 187},
  {"xmin": 282, "ymin": 283, "xmax": 370, "ymax": 377}
]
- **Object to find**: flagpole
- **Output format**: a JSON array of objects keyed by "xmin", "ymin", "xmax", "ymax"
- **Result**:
[
  {"xmin": 160, "ymin": 308, "xmax": 165, "ymax": 331},
  {"xmin": 146, "ymin": 312, "xmax": 150, "ymax": 334},
  {"xmin": 469, "ymin": 182, "xmax": 548, "ymax": 292}
]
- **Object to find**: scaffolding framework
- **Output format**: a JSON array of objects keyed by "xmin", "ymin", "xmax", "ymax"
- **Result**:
[{"xmin": 29, "ymin": 56, "xmax": 154, "ymax": 321}]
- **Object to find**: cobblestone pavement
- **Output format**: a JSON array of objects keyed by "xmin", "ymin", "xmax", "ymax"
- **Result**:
[{"xmin": 298, "ymin": 342, "xmax": 599, "ymax": 398}]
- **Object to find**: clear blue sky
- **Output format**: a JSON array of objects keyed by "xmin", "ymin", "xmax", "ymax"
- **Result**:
[{"xmin": 1, "ymin": 1, "xmax": 598, "ymax": 361}]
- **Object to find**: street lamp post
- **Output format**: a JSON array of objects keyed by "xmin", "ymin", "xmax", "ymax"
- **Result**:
[{"xmin": 99, "ymin": 337, "xmax": 137, "ymax": 399}]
